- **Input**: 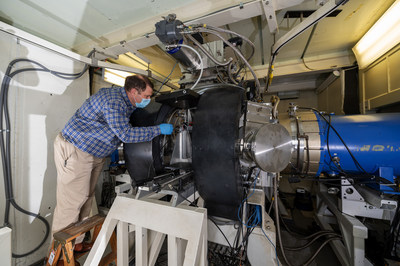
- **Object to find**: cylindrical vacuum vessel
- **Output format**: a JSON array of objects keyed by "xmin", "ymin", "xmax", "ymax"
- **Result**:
[{"xmin": 281, "ymin": 110, "xmax": 400, "ymax": 179}]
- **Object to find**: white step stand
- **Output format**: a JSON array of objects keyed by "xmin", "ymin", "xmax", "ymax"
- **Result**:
[{"xmin": 84, "ymin": 194, "xmax": 208, "ymax": 266}]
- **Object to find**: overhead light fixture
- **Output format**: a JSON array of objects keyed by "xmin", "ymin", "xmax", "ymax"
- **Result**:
[
  {"xmin": 103, "ymin": 67, "xmax": 179, "ymax": 91},
  {"xmin": 353, "ymin": 0, "xmax": 400, "ymax": 69},
  {"xmin": 103, "ymin": 68, "xmax": 133, "ymax": 87}
]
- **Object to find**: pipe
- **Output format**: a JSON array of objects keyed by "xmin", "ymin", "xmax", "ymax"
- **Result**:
[
  {"xmin": 185, "ymin": 34, "xmax": 233, "ymax": 67},
  {"xmin": 198, "ymin": 28, "xmax": 262, "ymax": 100},
  {"xmin": 205, "ymin": 25, "xmax": 256, "ymax": 61},
  {"xmin": 166, "ymin": 43, "xmax": 204, "ymax": 91}
]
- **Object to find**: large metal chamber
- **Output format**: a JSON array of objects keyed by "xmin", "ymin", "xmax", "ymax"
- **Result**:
[
  {"xmin": 317, "ymin": 113, "xmax": 400, "ymax": 177},
  {"xmin": 281, "ymin": 110, "xmax": 400, "ymax": 181}
]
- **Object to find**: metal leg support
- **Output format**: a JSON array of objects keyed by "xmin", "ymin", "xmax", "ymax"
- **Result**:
[
  {"xmin": 84, "ymin": 194, "xmax": 207, "ymax": 266},
  {"xmin": 316, "ymin": 184, "xmax": 373, "ymax": 266}
]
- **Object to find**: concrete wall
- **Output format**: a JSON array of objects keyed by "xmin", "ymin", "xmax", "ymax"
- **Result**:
[
  {"xmin": 0, "ymin": 29, "xmax": 89, "ymax": 265},
  {"xmin": 317, "ymin": 77, "xmax": 345, "ymax": 115},
  {"xmin": 277, "ymin": 90, "xmax": 318, "ymax": 115}
]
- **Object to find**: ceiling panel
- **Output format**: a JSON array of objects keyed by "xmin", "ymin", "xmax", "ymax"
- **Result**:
[
  {"xmin": 86, "ymin": 0, "xmax": 197, "ymax": 26},
  {"xmin": 0, "ymin": 0, "xmax": 254, "ymax": 53},
  {"xmin": 0, "ymin": 0, "xmax": 397, "ymax": 83}
]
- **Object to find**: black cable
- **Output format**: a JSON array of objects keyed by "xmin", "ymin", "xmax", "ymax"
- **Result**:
[
  {"xmin": 242, "ymin": 227, "xmax": 255, "ymax": 261},
  {"xmin": 209, "ymin": 217, "xmax": 233, "ymax": 250},
  {"xmin": 326, "ymin": 114, "xmax": 343, "ymax": 173},
  {"xmin": 300, "ymin": 23, "xmax": 318, "ymax": 71},
  {"xmin": 154, "ymin": 61, "xmax": 178, "ymax": 96},
  {"xmin": 302, "ymin": 107, "xmax": 366, "ymax": 173},
  {"xmin": 301, "ymin": 175, "xmax": 382, "ymax": 185},
  {"xmin": 236, "ymin": 171, "xmax": 262, "ymax": 260},
  {"xmin": 175, "ymin": 185, "xmax": 241, "ymax": 262},
  {"xmin": 0, "ymin": 77, "xmax": 11, "ymax": 227},
  {"xmin": 173, "ymin": 188, "xmax": 197, "ymax": 206},
  {"xmin": 280, "ymin": 213, "xmax": 341, "ymax": 241},
  {"xmin": 1, "ymin": 70, "xmax": 52, "ymax": 257},
  {"xmin": 298, "ymin": 106, "xmax": 393, "ymax": 186},
  {"xmin": 284, "ymin": 232, "xmax": 341, "ymax": 251},
  {"xmin": 265, "ymin": 0, "xmax": 347, "ymax": 93},
  {"xmin": 301, "ymin": 237, "xmax": 342, "ymax": 266},
  {"xmin": 1, "ymin": 51, "xmax": 92, "ymax": 258},
  {"xmin": 232, "ymin": 222, "xmax": 242, "ymax": 251}
]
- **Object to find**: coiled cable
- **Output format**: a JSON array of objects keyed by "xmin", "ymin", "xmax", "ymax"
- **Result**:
[{"xmin": 1, "ymin": 50, "xmax": 93, "ymax": 258}]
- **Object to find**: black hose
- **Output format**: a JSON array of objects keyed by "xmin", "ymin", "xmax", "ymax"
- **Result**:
[
  {"xmin": 284, "ymin": 232, "xmax": 341, "ymax": 251},
  {"xmin": 299, "ymin": 107, "xmax": 394, "ymax": 186},
  {"xmin": 265, "ymin": 0, "xmax": 347, "ymax": 93},
  {"xmin": 1, "ymin": 51, "xmax": 93, "ymax": 258},
  {"xmin": 302, "ymin": 237, "xmax": 342, "ymax": 266}
]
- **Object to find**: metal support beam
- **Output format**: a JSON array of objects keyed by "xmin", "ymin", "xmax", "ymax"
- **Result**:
[
  {"xmin": 117, "ymin": 221, "xmax": 129, "ymax": 266},
  {"xmin": 273, "ymin": 0, "xmax": 343, "ymax": 54},
  {"xmin": 246, "ymin": 51, "xmax": 355, "ymax": 82},
  {"xmin": 262, "ymin": 0, "xmax": 309, "ymax": 33},
  {"xmin": 149, "ymin": 233, "xmax": 167, "ymax": 266},
  {"xmin": 316, "ymin": 184, "xmax": 373, "ymax": 266},
  {"xmin": 100, "ymin": 1, "xmax": 267, "ymax": 57},
  {"xmin": 120, "ymin": 41, "xmax": 152, "ymax": 64},
  {"xmin": 136, "ymin": 226, "xmax": 148, "ymax": 266},
  {"xmin": 262, "ymin": 0, "xmax": 278, "ymax": 33},
  {"xmin": 98, "ymin": 0, "xmax": 311, "ymax": 57}
]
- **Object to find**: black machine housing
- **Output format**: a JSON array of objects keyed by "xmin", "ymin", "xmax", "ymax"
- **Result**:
[{"xmin": 124, "ymin": 85, "xmax": 246, "ymax": 220}]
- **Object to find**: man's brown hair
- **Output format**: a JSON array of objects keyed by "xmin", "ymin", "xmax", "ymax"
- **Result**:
[{"xmin": 124, "ymin": 75, "xmax": 154, "ymax": 92}]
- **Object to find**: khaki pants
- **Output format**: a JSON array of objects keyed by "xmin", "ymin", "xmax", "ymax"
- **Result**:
[{"xmin": 51, "ymin": 133, "xmax": 105, "ymax": 243}]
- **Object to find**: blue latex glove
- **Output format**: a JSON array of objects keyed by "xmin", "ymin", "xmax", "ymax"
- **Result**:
[{"xmin": 159, "ymin": 123, "xmax": 173, "ymax": 135}]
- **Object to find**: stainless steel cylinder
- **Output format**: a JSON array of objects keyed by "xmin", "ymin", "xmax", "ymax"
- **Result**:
[
  {"xmin": 246, "ymin": 123, "xmax": 292, "ymax": 172},
  {"xmin": 279, "ymin": 111, "xmax": 321, "ymax": 175}
]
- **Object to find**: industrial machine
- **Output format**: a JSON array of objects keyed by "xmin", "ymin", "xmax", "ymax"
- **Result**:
[{"xmin": 89, "ymin": 14, "xmax": 400, "ymax": 266}]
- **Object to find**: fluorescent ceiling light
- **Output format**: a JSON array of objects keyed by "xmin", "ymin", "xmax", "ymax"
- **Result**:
[
  {"xmin": 103, "ymin": 68, "xmax": 178, "ymax": 91},
  {"xmin": 353, "ymin": 0, "xmax": 400, "ymax": 69},
  {"xmin": 103, "ymin": 68, "xmax": 133, "ymax": 87}
]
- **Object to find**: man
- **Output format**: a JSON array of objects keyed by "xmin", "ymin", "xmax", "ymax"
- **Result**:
[{"xmin": 50, "ymin": 75, "xmax": 172, "ymax": 258}]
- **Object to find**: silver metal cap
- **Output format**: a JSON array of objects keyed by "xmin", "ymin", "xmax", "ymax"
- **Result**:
[{"xmin": 251, "ymin": 123, "xmax": 292, "ymax": 172}]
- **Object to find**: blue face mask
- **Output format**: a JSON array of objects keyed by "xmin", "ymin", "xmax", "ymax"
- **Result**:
[{"xmin": 136, "ymin": 98, "xmax": 150, "ymax": 108}]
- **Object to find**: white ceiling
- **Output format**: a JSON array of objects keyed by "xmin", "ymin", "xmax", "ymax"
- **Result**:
[{"xmin": 0, "ymin": 0, "xmax": 396, "ymax": 88}]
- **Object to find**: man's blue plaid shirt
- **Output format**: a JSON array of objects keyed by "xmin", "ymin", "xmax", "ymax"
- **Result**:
[{"xmin": 62, "ymin": 86, "xmax": 160, "ymax": 158}]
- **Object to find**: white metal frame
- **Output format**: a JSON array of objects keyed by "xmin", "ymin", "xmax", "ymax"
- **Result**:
[
  {"xmin": 84, "ymin": 194, "xmax": 208, "ymax": 266},
  {"xmin": 261, "ymin": 0, "xmax": 307, "ymax": 33},
  {"xmin": 0, "ymin": 227, "xmax": 12, "ymax": 266},
  {"xmin": 340, "ymin": 180, "xmax": 397, "ymax": 221}
]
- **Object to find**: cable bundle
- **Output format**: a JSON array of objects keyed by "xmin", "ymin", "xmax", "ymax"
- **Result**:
[{"xmin": 0, "ymin": 51, "xmax": 92, "ymax": 258}]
